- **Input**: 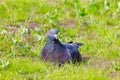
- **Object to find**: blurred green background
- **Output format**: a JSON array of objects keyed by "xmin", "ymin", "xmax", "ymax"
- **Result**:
[{"xmin": 0, "ymin": 0, "xmax": 120, "ymax": 80}]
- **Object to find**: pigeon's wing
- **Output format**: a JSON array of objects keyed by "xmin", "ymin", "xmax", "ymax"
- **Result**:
[{"xmin": 63, "ymin": 43, "xmax": 82, "ymax": 62}]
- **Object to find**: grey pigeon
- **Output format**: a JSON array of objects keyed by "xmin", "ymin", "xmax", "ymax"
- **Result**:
[{"xmin": 40, "ymin": 28, "xmax": 71, "ymax": 64}]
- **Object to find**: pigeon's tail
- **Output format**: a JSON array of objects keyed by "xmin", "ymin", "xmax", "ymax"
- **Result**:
[
  {"xmin": 74, "ymin": 43, "xmax": 84, "ymax": 48},
  {"xmin": 67, "ymin": 41, "xmax": 84, "ymax": 48}
]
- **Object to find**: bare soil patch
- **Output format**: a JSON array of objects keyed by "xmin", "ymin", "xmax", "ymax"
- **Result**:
[
  {"xmin": 29, "ymin": 22, "xmax": 39, "ymax": 30},
  {"xmin": 57, "ymin": 19, "xmax": 76, "ymax": 28},
  {"xmin": 82, "ymin": 54, "xmax": 111, "ymax": 68}
]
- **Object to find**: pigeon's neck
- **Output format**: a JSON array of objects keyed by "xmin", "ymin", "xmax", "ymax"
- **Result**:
[
  {"xmin": 46, "ymin": 36, "xmax": 61, "ymax": 45},
  {"xmin": 46, "ymin": 36, "xmax": 66, "ymax": 53}
]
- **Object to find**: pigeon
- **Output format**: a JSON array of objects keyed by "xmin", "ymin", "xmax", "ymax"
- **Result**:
[
  {"xmin": 40, "ymin": 28, "xmax": 83, "ymax": 64},
  {"xmin": 40, "ymin": 28, "xmax": 71, "ymax": 65}
]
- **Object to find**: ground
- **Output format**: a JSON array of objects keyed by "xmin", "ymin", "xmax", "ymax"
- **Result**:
[{"xmin": 0, "ymin": 0, "xmax": 120, "ymax": 80}]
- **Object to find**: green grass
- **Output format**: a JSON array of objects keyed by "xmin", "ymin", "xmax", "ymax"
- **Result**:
[{"xmin": 0, "ymin": 0, "xmax": 120, "ymax": 80}]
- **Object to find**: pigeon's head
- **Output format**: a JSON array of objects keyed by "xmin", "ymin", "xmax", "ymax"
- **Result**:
[{"xmin": 47, "ymin": 28, "xmax": 58, "ymax": 39}]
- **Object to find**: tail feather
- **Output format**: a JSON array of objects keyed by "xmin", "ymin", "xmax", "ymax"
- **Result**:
[
  {"xmin": 67, "ymin": 41, "xmax": 84, "ymax": 48},
  {"xmin": 74, "ymin": 43, "xmax": 84, "ymax": 48},
  {"xmin": 75, "ymin": 43, "xmax": 84, "ymax": 46}
]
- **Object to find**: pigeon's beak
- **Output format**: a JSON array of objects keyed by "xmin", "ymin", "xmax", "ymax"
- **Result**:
[{"xmin": 53, "ymin": 34, "xmax": 58, "ymax": 39}]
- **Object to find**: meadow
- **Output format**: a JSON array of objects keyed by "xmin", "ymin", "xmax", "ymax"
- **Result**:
[{"xmin": 0, "ymin": 0, "xmax": 120, "ymax": 80}]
